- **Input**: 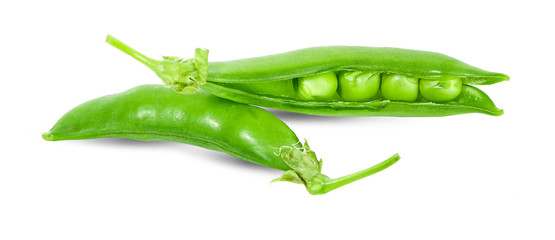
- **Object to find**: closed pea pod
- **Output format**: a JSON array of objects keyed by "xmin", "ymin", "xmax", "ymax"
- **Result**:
[
  {"xmin": 43, "ymin": 85, "xmax": 399, "ymax": 194},
  {"xmin": 106, "ymin": 35, "xmax": 508, "ymax": 117}
]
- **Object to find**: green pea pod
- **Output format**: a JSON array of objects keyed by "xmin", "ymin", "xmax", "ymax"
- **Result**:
[
  {"xmin": 43, "ymin": 85, "xmax": 399, "ymax": 195},
  {"xmin": 106, "ymin": 35, "xmax": 508, "ymax": 117}
]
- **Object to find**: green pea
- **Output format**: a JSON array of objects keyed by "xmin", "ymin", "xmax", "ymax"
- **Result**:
[
  {"xmin": 381, "ymin": 74, "xmax": 419, "ymax": 102},
  {"xmin": 419, "ymin": 78, "xmax": 463, "ymax": 102},
  {"xmin": 298, "ymin": 72, "xmax": 338, "ymax": 100},
  {"xmin": 337, "ymin": 71, "xmax": 380, "ymax": 101}
]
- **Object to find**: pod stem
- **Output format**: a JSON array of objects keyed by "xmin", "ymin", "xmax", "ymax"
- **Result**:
[
  {"xmin": 321, "ymin": 153, "xmax": 400, "ymax": 193},
  {"xmin": 273, "ymin": 140, "xmax": 400, "ymax": 195},
  {"xmin": 105, "ymin": 35, "xmax": 156, "ymax": 70},
  {"xmin": 105, "ymin": 35, "xmax": 209, "ymax": 94}
]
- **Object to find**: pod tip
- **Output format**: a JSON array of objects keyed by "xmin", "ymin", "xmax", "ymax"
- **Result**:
[
  {"xmin": 42, "ymin": 131, "xmax": 53, "ymax": 141},
  {"xmin": 491, "ymin": 108, "xmax": 504, "ymax": 116}
]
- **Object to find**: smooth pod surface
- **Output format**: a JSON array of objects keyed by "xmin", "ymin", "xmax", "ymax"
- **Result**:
[
  {"xmin": 43, "ymin": 84, "xmax": 401, "ymax": 194},
  {"xmin": 43, "ymin": 85, "xmax": 297, "ymax": 170},
  {"xmin": 207, "ymin": 46, "xmax": 508, "ymax": 85}
]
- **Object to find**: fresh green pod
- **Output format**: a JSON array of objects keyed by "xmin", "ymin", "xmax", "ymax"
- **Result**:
[
  {"xmin": 106, "ymin": 35, "xmax": 508, "ymax": 117},
  {"xmin": 43, "ymin": 85, "xmax": 399, "ymax": 194}
]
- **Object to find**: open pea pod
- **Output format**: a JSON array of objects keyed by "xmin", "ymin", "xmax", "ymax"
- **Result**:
[{"xmin": 106, "ymin": 35, "xmax": 508, "ymax": 117}]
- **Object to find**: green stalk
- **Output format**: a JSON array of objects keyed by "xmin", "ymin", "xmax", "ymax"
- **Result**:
[
  {"xmin": 105, "ymin": 35, "xmax": 156, "ymax": 70},
  {"xmin": 274, "ymin": 141, "xmax": 400, "ymax": 195},
  {"xmin": 316, "ymin": 153, "xmax": 400, "ymax": 194},
  {"xmin": 105, "ymin": 35, "xmax": 209, "ymax": 94}
]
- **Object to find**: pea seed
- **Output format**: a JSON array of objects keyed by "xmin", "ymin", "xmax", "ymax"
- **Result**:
[
  {"xmin": 338, "ymin": 71, "xmax": 380, "ymax": 101},
  {"xmin": 419, "ymin": 78, "xmax": 463, "ymax": 102},
  {"xmin": 298, "ymin": 72, "xmax": 338, "ymax": 100},
  {"xmin": 381, "ymin": 74, "xmax": 419, "ymax": 102}
]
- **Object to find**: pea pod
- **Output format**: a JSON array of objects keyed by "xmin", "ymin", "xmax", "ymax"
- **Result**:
[
  {"xmin": 106, "ymin": 35, "xmax": 508, "ymax": 117},
  {"xmin": 43, "ymin": 85, "xmax": 399, "ymax": 195}
]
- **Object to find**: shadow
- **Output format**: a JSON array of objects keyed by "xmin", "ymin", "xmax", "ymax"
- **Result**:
[
  {"xmin": 198, "ymin": 150, "xmax": 281, "ymax": 173},
  {"xmin": 83, "ymin": 138, "xmax": 281, "ymax": 174}
]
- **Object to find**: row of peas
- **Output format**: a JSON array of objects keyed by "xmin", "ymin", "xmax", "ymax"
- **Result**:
[{"xmin": 297, "ymin": 71, "xmax": 463, "ymax": 102}]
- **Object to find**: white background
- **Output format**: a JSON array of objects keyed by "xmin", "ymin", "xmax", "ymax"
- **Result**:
[{"xmin": 1, "ymin": 0, "xmax": 554, "ymax": 239}]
